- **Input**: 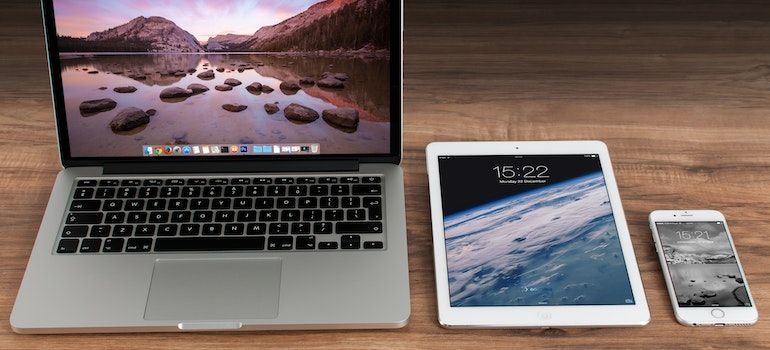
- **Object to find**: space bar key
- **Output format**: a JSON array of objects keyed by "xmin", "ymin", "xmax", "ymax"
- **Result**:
[{"xmin": 154, "ymin": 237, "xmax": 265, "ymax": 251}]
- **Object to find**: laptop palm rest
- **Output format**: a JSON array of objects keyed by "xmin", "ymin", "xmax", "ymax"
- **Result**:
[{"xmin": 144, "ymin": 258, "xmax": 282, "ymax": 320}]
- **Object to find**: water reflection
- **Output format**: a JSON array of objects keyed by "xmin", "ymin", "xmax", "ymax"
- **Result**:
[{"xmin": 59, "ymin": 53, "xmax": 390, "ymax": 157}]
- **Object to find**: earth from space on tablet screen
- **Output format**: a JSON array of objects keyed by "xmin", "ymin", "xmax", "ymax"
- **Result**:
[{"xmin": 444, "ymin": 172, "xmax": 635, "ymax": 306}]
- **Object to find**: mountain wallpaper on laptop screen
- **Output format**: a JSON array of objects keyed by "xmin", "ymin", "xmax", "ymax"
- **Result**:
[{"xmin": 52, "ymin": 0, "xmax": 391, "ymax": 157}]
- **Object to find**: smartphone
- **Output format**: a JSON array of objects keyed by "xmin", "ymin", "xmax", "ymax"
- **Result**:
[{"xmin": 649, "ymin": 210, "xmax": 757, "ymax": 326}]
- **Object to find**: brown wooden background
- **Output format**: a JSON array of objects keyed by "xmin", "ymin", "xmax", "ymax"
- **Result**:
[{"xmin": 3, "ymin": 0, "xmax": 770, "ymax": 348}]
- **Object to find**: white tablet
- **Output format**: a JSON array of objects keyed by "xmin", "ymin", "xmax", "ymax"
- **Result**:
[{"xmin": 426, "ymin": 141, "xmax": 649, "ymax": 328}]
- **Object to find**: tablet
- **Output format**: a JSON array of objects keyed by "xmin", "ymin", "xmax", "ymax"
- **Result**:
[{"xmin": 426, "ymin": 141, "xmax": 649, "ymax": 328}]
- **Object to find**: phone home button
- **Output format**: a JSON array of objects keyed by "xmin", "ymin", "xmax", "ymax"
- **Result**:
[{"xmin": 711, "ymin": 309, "xmax": 725, "ymax": 318}]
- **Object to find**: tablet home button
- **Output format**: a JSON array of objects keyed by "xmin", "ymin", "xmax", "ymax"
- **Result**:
[{"xmin": 711, "ymin": 309, "xmax": 725, "ymax": 318}]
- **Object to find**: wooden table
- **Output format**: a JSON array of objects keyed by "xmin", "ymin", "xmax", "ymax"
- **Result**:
[{"xmin": 2, "ymin": 0, "xmax": 770, "ymax": 348}]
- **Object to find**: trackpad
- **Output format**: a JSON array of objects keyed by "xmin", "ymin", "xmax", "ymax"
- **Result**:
[{"xmin": 144, "ymin": 258, "xmax": 281, "ymax": 320}]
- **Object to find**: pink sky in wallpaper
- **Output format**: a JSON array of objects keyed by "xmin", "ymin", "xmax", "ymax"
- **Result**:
[{"xmin": 53, "ymin": 0, "xmax": 320, "ymax": 42}]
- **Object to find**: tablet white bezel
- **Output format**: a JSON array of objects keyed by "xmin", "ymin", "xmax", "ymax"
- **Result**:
[{"xmin": 425, "ymin": 141, "xmax": 650, "ymax": 328}]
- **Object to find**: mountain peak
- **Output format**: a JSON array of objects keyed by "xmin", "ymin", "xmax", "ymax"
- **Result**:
[{"xmin": 85, "ymin": 15, "xmax": 204, "ymax": 53}]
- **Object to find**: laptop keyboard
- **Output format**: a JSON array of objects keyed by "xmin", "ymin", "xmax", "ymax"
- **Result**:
[{"xmin": 56, "ymin": 175, "xmax": 384, "ymax": 254}]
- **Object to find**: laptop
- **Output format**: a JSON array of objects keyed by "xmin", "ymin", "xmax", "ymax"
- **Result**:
[{"xmin": 11, "ymin": 0, "xmax": 408, "ymax": 333}]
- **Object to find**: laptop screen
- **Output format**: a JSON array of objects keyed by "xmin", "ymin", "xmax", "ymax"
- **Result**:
[{"xmin": 49, "ymin": 0, "xmax": 392, "ymax": 158}]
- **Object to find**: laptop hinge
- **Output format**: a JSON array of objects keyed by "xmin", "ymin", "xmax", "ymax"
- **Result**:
[{"xmin": 103, "ymin": 160, "xmax": 360, "ymax": 175}]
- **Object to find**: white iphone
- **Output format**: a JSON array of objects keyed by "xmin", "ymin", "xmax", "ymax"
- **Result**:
[{"xmin": 649, "ymin": 210, "xmax": 757, "ymax": 326}]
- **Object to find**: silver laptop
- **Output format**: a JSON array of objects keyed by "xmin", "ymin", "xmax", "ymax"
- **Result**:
[{"xmin": 12, "ymin": 0, "xmax": 408, "ymax": 333}]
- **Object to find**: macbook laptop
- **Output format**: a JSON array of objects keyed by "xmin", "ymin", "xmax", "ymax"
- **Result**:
[{"xmin": 11, "ymin": 0, "xmax": 408, "ymax": 333}]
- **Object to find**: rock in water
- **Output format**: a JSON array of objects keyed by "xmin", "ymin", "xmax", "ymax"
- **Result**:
[
  {"xmin": 283, "ymin": 103, "xmax": 319, "ymax": 122},
  {"xmin": 187, "ymin": 68, "xmax": 197, "ymax": 73},
  {"xmin": 79, "ymin": 98, "xmax": 117, "ymax": 114},
  {"xmin": 98, "ymin": 86, "xmax": 108, "ymax": 90},
  {"xmin": 216, "ymin": 67, "xmax": 225, "ymax": 72},
  {"xmin": 317, "ymin": 77, "xmax": 344, "ymax": 89},
  {"xmin": 87, "ymin": 70, "xmax": 99, "ymax": 74},
  {"xmin": 113, "ymin": 86, "xmax": 137, "ymax": 93},
  {"xmin": 187, "ymin": 83, "xmax": 209, "ymax": 94},
  {"xmin": 215, "ymin": 84, "xmax": 233, "ymax": 91},
  {"xmin": 322, "ymin": 108, "xmax": 359, "ymax": 129},
  {"xmin": 321, "ymin": 72, "xmax": 349, "ymax": 81},
  {"xmin": 260, "ymin": 85, "xmax": 274, "ymax": 93},
  {"xmin": 196, "ymin": 70, "xmax": 215, "ymax": 80},
  {"xmin": 279, "ymin": 81, "xmax": 301, "ymax": 91},
  {"xmin": 246, "ymin": 82, "xmax": 263, "ymax": 93},
  {"xmin": 174, "ymin": 71, "xmax": 187, "ymax": 77},
  {"xmin": 222, "ymin": 104, "xmax": 247, "ymax": 112},
  {"xmin": 264, "ymin": 103, "xmax": 279, "ymax": 114},
  {"xmin": 159, "ymin": 87, "xmax": 193, "ymax": 99},
  {"xmin": 224, "ymin": 78, "xmax": 242, "ymax": 86},
  {"xmin": 146, "ymin": 109, "xmax": 157, "ymax": 116},
  {"xmin": 110, "ymin": 107, "xmax": 149, "ymax": 132},
  {"xmin": 299, "ymin": 77, "xmax": 315, "ymax": 85}
]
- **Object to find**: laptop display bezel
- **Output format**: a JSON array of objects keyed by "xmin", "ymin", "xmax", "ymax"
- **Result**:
[{"xmin": 40, "ymin": 0, "xmax": 402, "ymax": 167}]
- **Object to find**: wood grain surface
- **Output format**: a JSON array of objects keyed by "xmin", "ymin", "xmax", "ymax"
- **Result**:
[{"xmin": 3, "ymin": 0, "xmax": 770, "ymax": 348}]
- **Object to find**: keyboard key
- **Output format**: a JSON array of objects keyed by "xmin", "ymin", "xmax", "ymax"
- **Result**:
[
  {"xmin": 212, "ymin": 198, "xmax": 231, "ymax": 209},
  {"xmin": 138, "ymin": 187, "xmax": 158, "ymax": 198},
  {"xmin": 303, "ymin": 209, "xmax": 322, "ymax": 221},
  {"xmin": 245, "ymin": 186, "xmax": 264, "ymax": 196},
  {"xmin": 98, "ymin": 179, "xmax": 119, "ymax": 186},
  {"xmin": 113, "ymin": 225, "xmax": 133, "ymax": 237},
  {"xmin": 89, "ymin": 225, "xmax": 111, "ymax": 237},
  {"xmin": 102, "ymin": 199, "xmax": 123, "ymax": 211},
  {"xmin": 202, "ymin": 224, "xmax": 223, "ymax": 235},
  {"xmin": 341, "ymin": 197, "xmax": 360, "ymax": 208},
  {"xmin": 66, "ymin": 212, "xmax": 103, "ymax": 224},
  {"xmin": 121, "ymin": 179, "xmax": 141, "ymax": 186},
  {"xmin": 135, "ymin": 225, "xmax": 156, "ymax": 236},
  {"xmin": 325, "ymin": 209, "xmax": 344, "ymax": 221},
  {"xmin": 158, "ymin": 224, "xmax": 178, "ymax": 236},
  {"xmin": 126, "ymin": 238, "xmax": 152, "ymax": 252},
  {"xmin": 281, "ymin": 210, "xmax": 300, "ymax": 221},
  {"xmin": 231, "ymin": 178, "xmax": 250, "ymax": 185},
  {"xmin": 146, "ymin": 199, "xmax": 166, "ymax": 210},
  {"xmin": 298, "ymin": 197, "xmax": 317, "ymax": 208},
  {"xmin": 340, "ymin": 177, "xmax": 360, "ymax": 183},
  {"xmin": 291, "ymin": 222, "xmax": 310, "ymax": 234},
  {"xmin": 364, "ymin": 241, "xmax": 384, "ymax": 249},
  {"xmin": 73, "ymin": 187, "xmax": 94, "ymax": 199},
  {"xmin": 117, "ymin": 187, "xmax": 137, "ymax": 198},
  {"xmin": 165, "ymin": 179, "xmax": 185, "ymax": 186},
  {"xmin": 288, "ymin": 185, "xmax": 307, "ymax": 196},
  {"xmin": 253, "ymin": 178, "xmax": 272, "ymax": 184},
  {"xmin": 187, "ymin": 178, "xmax": 207, "ymax": 185},
  {"xmin": 296, "ymin": 236, "xmax": 315, "ymax": 249},
  {"xmin": 79, "ymin": 238, "xmax": 102, "ymax": 253},
  {"xmin": 190, "ymin": 198, "xmax": 209, "ymax": 209},
  {"xmin": 318, "ymin": 177, "xmax": 338, "ymax": 184},
  {"xmin": 341, "ymin": 235, "xmax": 361, "ymax": 249},
  {"xmin": 215, "ymin": 211, "xmax": 235, "ymax": 222},
  {"xmin": 314, "ymin": 222, "xmax": 333, "ymax": 234},
  {"xmin": 149, "ymin": 211, "xmax": 169, "ymax": 223},
  {"xmin": 224, "ymin": 186, "xmax": 243, "ymax": 197},
  {"xmin": 233, "ymin": 198, "xmax": 252, "ymax": 209},
  {"xmin": 267, "ymin": 236, "xmax": 292, "ymax": 250},
  {"xmin": 70, "ymin": 200, "xmax": 100, "ymax": 211},
  {"xmin": 277, "ymin": 198, "xmax": 295, "ymax": 208},
  {"xmin": 203, "ymin": 186, "xmax": 223, "ymax": 197},
  {"xmin": 57, "ymin": 239, "xmax": 79, "ymax": 253},
  {"xmin": 179, "ymin": 187, "xmax": 199, "ymax": 198},
  {"xmin": 267, "ymin": 185, "xmax": 286, "ymax": 196},
  {"xmin": 170, "ymin": 211, "xmax": 191, "ymax": 223},
  {"xmin": 127, "ymin": 212, "xmax": 147, "ymax": 223},
  {"xmin": 331, "ymin": 185, "xmax": 349, "ymax": 195},
  {"xmin": 259, "ymin": 210, "xmax": 278, "ymax": 221},
  {"xmin": 168, "ymin": 198, "xmax": 187, "ymax": 210},
  {"xmin": 269, "ymin": 223, "xmax": 288, "ymax": 234},
  {"xmin": 318, "ymin": 241, "xmax": 338, "ymax": 249},
  {"xmin": 346, "ymin": 209, "xmax": 366, "ymax": 221},
  {"xmin": 224, "ymin": 223, "xmax": 244, "ymax": 235},
  {"xmin": 95, "ymin": 187, "xmax": 115, "ymax": 198},
  {"xmin": 254, "ymin": 198, "xmax": 274, "ymax": 209},
  {"xmin": 209, "ymin": 178, "xmax": 228, "ymax": 185},
  {"xmin": 336, "ymin": 222, "xmax": 383, "ymax": 234},
  {"xmin": 297, "ymin": 177, "xmax": 316, "ymax": 184},
  {"xmin": 320, "ymin": 197, "xmax": 338, "ymax": 208},
  {"xmin": 352, "ymin": 185, "xmax": 382, "ymax": 195},
  {"xmin": 103, "ymin": 238, "xmax": 124, "ymax": 252},
  {"xmin": 246, "ymin": 223, "xmax": 266, "ymax": 235},
  {"xmin": 77, "ymin": 179, "xmax": 97, "ymax": 186},
  {"xmin": 143, "ymin": 179, "xmax": 163, "ymax": 186},
  {"xmin": 160, "ymin": 187, "xmax": 180, "ymax": 198},
  {"xmin": 104, "ymin": 212, "xmax": 125, "ymax": 224},
  {"xmin": 310, "ymin": 185, "xmax": 328, "ymax": 196},
  {"xmin": 193, "ymin": 210, "xmax": 213, "ymax": 222},
  {"xmin": 155, "ymin": 237, "xmax": 265, "ymax": 251},
  {"xmin": 362, "ymin": 176, "xmax": 381, "ymax": 183},
  {"xmin": 124, "ymin": 199, "xmax": 145, "ymax": 211},
  {"xmin": 237, "ymin": 210, "xmax": 257, "ymax": 222},
  {"xmin": 180, "ymin": 224, "xmax": 200, "ymax": 236},
  {"xmin": 62, "ymin": 225, "xmax": 88, "ymax": 238},
  {"xmin": 275, "ymin": 177, "xmax": 294, "ymax": 184}
]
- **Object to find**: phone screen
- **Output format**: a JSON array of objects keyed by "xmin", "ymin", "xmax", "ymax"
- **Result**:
[{"xmin": 655, "ymin": 221, "xmax": 751, "ymax": 307}]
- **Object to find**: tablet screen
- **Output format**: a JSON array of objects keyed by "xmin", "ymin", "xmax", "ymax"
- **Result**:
[{"xmin": 438, "ymin": 154, "xmax": 635, "ymax": 307}]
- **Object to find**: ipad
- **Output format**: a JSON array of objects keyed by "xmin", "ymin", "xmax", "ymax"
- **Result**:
[{"xmin": 426, "ymin": 141, "xmax": 649, "ymax": 328}]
